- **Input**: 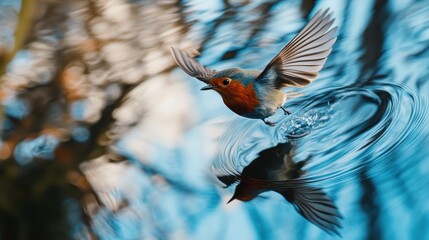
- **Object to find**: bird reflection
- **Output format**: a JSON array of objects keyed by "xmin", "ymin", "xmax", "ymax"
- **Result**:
[{"xmin": 216, "ymin": 142, "xmax": 342, "ymax": 235}]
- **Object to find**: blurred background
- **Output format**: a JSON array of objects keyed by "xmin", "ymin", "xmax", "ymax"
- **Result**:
[{"xmin": 1, "ymin": 0, "xmax": 429, "ymax": 239}]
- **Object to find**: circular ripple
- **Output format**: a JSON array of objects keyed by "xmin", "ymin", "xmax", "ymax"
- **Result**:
[{"xmin": 213, "ymin": 82, "xmax": 429, "ymax": 188}]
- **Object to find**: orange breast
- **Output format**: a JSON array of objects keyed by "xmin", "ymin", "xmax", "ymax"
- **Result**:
[{"xmin": 221, "ymin": 82, "xmax": 259, "ymax": 116}]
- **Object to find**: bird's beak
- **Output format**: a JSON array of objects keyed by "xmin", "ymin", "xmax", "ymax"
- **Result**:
[
  {"xmin": 227, "ymin": 196, "xmax": 236, "ymax": 204},
  {"xmin": 200, "ymin": 84, "xmax": 215, "ymax": 91}
]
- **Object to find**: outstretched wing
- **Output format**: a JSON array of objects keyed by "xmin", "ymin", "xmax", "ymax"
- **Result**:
[
  {"xmin": 213, "ymin": 160, "xmax": 241, "ymax": 188},
  {"xmin": 280, "ymin": 186, "xmax": 342, "ymax": 236},
  {"xmin": 216, "ymin": 174, "xmax": 240, "ymax": 188},
  {"xmin": 256, "ymin": 9, "xmax": 338, "ymax": 88},
  {"xmin": 170, "ymin": 47, "xmax": 217, "ymax": 83}
]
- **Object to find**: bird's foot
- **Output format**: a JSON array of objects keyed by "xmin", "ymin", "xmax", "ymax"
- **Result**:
[
  {"xmin": 280, "ymin": 106, "xmax": 291, "ymax": 115},
  {"xmin": 262, "ymin": 119, "xmax": 276, "ymax": 127}
]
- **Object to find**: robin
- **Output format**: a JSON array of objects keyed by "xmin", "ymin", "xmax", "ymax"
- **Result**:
[{"xmin": 170, "ymin": 9, "xmax": 337, "ymax": 126}]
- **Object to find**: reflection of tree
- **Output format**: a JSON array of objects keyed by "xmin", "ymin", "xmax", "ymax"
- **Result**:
[
  {"xmin": 359, "ymin": 164, "xmax": 381, "ymax": 240},
  {"xmin": 358, "ymin": 0, "xmax": 388, "ymax": 85},
  {"xmin": 0, "ymin": 0, "xmax": 191, "ymax": 238}
]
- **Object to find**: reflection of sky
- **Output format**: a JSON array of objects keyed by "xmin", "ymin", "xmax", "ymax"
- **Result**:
[
  {"xmin": 2, "ymin": 96, "xmax": 28, "ymax": 119},
  {"xmin": 14, "ymin": 135, "xmax": 59, "ymax": 165},
  {"xmin": 0, "ymin": 0, "xmax": 21, "ymax": 9},
  {"xmin": 0, "ymin": 0, "xmax": 20, "ymax": 49}
]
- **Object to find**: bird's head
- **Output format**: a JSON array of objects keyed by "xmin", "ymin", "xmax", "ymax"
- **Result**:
[
  {"xmin": 227, "ymin": 182, "xmax": 259, "ymax": 203},
  {"xmin": 200, "ymin": 68, "xmax": 260, "ymax": 115},
  {"xmin": 200, "ymin": 68, "xmax": 246, "ymax": 93}
]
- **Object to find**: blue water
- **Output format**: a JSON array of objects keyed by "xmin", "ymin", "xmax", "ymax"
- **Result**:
[
  {"xmin": 100, "ymin": 1, "xmax": 429, "ymax": 239},
  {"xmin": 99, "ymin": 1, "xmax": 429, "ymax": 239},
  {"xmin": 2, "ymin": 0, "xmax": 429, "ymax": 239}
]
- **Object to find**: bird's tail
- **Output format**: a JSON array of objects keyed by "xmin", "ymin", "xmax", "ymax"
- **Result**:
[{"xmin": 278, "ymin": 185, "xmax": 342, "ymax": 236}]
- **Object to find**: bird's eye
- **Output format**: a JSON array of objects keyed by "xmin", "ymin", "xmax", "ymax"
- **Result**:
[{"xmin": 222, "ymin": 79, "xmax": 231, "ymax": 86}]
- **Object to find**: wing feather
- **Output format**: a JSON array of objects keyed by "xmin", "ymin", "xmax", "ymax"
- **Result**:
[
  {"xmin": 256, "ymin": 9, "xmax": 338, "ymax": 88},
  {"xmin": 170, "ymin": 47, "xmax": 217, "ymax": 83},
  {"xmin": 280, "ymin": 186, "xmax": 342, "ymax": 236}
]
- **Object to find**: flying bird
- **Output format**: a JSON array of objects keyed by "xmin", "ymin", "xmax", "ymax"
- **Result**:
[
  {"xmin": 215, "ymin": 142, "xmax": 342, "ymax": 235},
  {"xmin": 170, "ymin": 9, "xmax": 338, "ymax": 126}
]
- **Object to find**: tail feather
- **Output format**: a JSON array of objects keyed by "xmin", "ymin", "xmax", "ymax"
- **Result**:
[{"xmin": 279, "ymin": 186, "xmax": 342, "ymax": 236}]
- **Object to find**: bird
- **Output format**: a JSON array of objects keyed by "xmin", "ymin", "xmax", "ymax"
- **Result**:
[
  {"xmin": 170, "ymin": 9, "xmax": 338, "ymax": 126},
  {"xmin": 215, "ymin": 142, "xmax": 342, "ymax": 235}
]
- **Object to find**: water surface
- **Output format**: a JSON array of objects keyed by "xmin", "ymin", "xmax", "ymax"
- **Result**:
[{"xmin": 2, "ymin": 0, "xmax": 429, "ymax": 239}]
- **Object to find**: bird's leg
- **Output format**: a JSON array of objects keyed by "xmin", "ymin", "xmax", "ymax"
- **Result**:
[
  {"xmin": 262, "ymin": 119, "xmax": 276, "ymax": 127},
  {"xmin": 280, "ymin": 106, "xmax": 291, "ymax": 115}
]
